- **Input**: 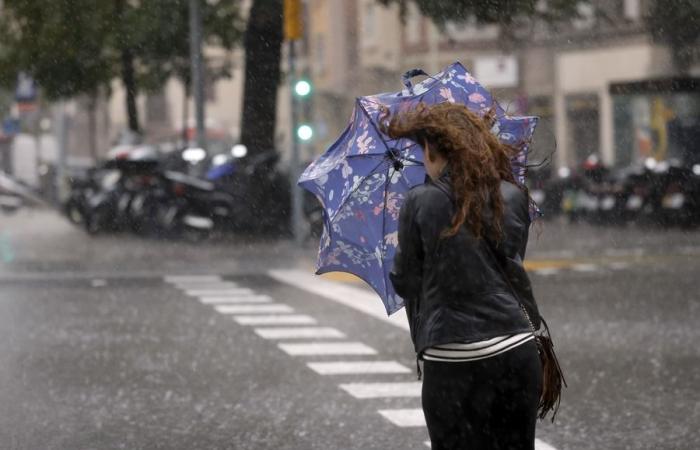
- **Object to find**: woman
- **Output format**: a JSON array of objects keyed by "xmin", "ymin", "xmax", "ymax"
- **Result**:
[{"xmin": 386, "ymin": 102, "xmax": 543, "ymax": 450}]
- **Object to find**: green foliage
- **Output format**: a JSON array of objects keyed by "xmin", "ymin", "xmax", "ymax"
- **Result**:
[
  {"xmin": 0, "ymin": 0, "xmax": 113, "ymax": 99},
  {"xmin": 126, "ymin": 0, "xmax": 244, "ymax": 92},
  {"xmin": 646, "ymin": 0, "xmax": 700, "ymax": 73},
  {"xmin": 0, "ymin": 0, "xmax": 243, "ymax": 99}
]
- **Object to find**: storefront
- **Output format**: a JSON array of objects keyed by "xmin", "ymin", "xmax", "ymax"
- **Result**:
[{"xmin": 610, "ymin": 78, "xmax": 700, "ymax": 167}]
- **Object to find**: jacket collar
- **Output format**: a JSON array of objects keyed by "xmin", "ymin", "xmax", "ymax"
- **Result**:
[{"xmin": 425, "ymin": 166, "xmax": 451, "ymax": 185}]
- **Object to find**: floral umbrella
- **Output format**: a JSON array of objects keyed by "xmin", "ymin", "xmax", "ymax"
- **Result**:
[{"xmin": 299, "ymin": 62, "xmax": 539, "ymax": 315}]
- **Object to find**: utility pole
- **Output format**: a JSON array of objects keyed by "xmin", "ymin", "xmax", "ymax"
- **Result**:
[
  {"xmin": 189, "ymin": 0, "xmax": 206, "ymax": 150},
  {"xmin": 285, "ymin": 0, "xmax": 304, "ymax": 244}
]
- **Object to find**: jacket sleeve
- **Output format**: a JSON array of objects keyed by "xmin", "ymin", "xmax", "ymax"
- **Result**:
[
  {"xmin": 390, "ymin": 191, "xmax": 422, "ymax": 301},
  {"xmin": 390, "ymin": 190, "xmax": 426, "ymax": 344}
]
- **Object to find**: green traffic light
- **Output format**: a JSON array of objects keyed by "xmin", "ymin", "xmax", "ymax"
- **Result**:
[
  {"xmin": 294, "ymin": 80, "xmax": 312, "ymax": 97},
  {"xmin": 297, "ymin": 124, "xmax": 313, "ymax": 141}
]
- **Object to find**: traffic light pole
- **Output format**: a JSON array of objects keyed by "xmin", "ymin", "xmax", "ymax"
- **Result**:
[{"xmin": 289, "ymin": 40, "xmax": 304, "ymax": 245}]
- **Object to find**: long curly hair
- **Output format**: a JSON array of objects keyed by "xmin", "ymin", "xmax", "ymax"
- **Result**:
[{"xmin": 382, "ymin": 102, "xmax": 522, "ymax": 241}]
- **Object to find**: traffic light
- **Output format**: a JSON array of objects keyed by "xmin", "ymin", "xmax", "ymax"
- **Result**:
[
  {"xmin": 294, "ymin": 78, "xmax": 313, "ymax": 141},
  {"xmin": 294, "ymin": 79, "xmax": 312, "ymax": 97},
  {"xmin": 297, "ymin": 124, "xmax": 313, "ymax": 141}
]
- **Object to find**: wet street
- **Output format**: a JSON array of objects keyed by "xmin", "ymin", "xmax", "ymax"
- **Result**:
[{"xmin": 1, "ymin": 208, "xmax": 699, "ymax": 450}]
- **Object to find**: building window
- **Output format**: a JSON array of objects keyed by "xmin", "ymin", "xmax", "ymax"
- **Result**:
[
  {"xmin": 362, "ymin": 2, "xmax": 376, "ymax": 46},
  {"xmin": 444, "ymin": 17, "xmax": 498, "ymax": 42},
  {"xmin": 573, "ymin": 3, "xmax": 596, "ymax": 30},
  {"xmin": 623, "ymin": 0, "xmax": 640, "ymax": 21},
  {"xmin": 566, "ymin": 94, "xmax": 600, "ymax": 165}
]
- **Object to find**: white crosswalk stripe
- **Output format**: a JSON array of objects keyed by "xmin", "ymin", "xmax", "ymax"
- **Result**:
[
  {"xmin": 533, "ymin": 268, "xmax": 560, "ymax": 276},
  {"xmin": 173, "ymin": 282, "xmax": 240, "ymax": 289},
  {"xmin": 233, "ymin": 315, "xmax": 318, "ymax": 325},
  {"xmin": 339, "ymin": 382, "xmax": 421, "ymax": 398},
  {"xmin": 307, "ymin": 361, "xmax": 411, "ymax": 375},
  {"xmin": 214, "ymin": 304, "xmax": 294, "ymax": 314},
  {"xmin": 278, "ymin": 342, "xmax": 377, "ymax": 356},
  {"xmin": 198, "ymin": 295, "xmax": 273, "ymax": 304},
  {"xmin": 186, "ymin": 288, "xmax": 255, "ymax": 296},
  {"xmin": 254, "ymin": 327, "xmax": 346, "ymax": 339},
  {"xmin": 164, "ymin": 275, "xmax": 221, "ymax": 283},
  {"xmin": 572, "ymin": 263, "xmax": 599, "ymax": 272},
  {"xmin": 378, "ymin": 409, "xmax": 425, "ymax": 427},
  {"xmin": 425, "ymin": 439, "xmax": 555, "ymax": 449}
]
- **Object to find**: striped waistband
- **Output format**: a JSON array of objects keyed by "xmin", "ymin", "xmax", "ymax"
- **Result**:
[{"xmin": 421, "ymin": 332, "xmax": 535, "ymax": 363}]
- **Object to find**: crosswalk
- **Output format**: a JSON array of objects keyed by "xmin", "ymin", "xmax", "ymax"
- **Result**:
[{"xmin": 164, "ymin": 273, "xmax": 557, "ymax": 450}]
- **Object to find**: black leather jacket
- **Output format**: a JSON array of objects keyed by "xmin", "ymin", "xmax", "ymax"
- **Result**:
[{"xmin": 390, "ymin": 172, "xmax": 542, "ymax": 356}]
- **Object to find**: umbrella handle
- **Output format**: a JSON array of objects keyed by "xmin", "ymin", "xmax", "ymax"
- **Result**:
[{"xmin": 401, "ymin": 69, "xmax": 429, "ymax": 95}]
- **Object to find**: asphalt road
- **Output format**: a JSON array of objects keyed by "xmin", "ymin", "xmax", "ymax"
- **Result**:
[{"xmin": 0, "ymin": 208, "xmax": 699, "ymax": 449}]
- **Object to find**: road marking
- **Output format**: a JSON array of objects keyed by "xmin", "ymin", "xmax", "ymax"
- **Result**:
[
  {"xmin": 198, "ymin": 295, "xmax": 273, "ymax": 304},
  {"xmin": 307, "ymin": 361, "xmax": 411, "ymax": 375},
  {"xmin": 339, "ymin": 382, "xmax": 421, "ymax": 398},
  {"xmin": 254, "ymin": 327, "xmax": 346, "ymax": 339},
  {"xmin": 214, "ymin": 304, "xmax": 294, "ymax": 314},
  {"xmin": 534, "ymin": 439, "xmax": 559, "ymax": 450},
  {"xmin": 572, "ymin": 263, "xmax": 599, "ymax": 272},
  {"xmin": 533, "ymin": 268, "xmax": 560, "ymax": 276},
  {"xmin": 378, "ymin": 409, "xmax": 425, "ymax": 427},
  {"xmin": 278, "ymin": 342, "xmax": 377, "ymax": 356},
  {"xmin": 269, "ymin": 270, "xmax": 409, "ymax": 331},
  {"xmin": 608, "ymin": 262, "xmax": 630, "ymax": 270},
  {"xmin": 424, "ymin": 438, "xmax": 555, "ymax": 449},
  {"xmin": 173, "ymin": 282, "xmax": 240, "ymax": 289},
  {"xmin": 186, "ymin": 288, "xmax": 255, "ymax": 296},
  {"xmin": 233, "ymin": 315, "xmax": 318, "ymax": 325},
  {"xmin": 164, "ymin": 275, "xmax": 221, "ymax": 283},
  {"xmin": 91, "ymin": 279, "xmax": 107, "ymax": 287}
]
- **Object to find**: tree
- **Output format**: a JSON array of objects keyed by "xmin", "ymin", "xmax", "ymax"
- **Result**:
[
  {"xmin": 126, "ymin": 0, "xmax": 243, "ymax": 134},
  {"xmin": 239, "ymin": 0, "xmax": 283, "ymax": 165},
  {"xmin": 106, "ymin": 0, "xmax": 243, "ymax": 135},
  {"xmin": 0, "ymin": 0, "xmax": 114, "ymax": 158},
  {"xmin": 0, "ymin": 0, "xmax": 113, "ymax": 101},
  {"xmin": 646, "ymin": 0, "xmax": 700, "ymax": 74},
  {"xmin": 0, "ymin": 0, "xmax": 244, "ymax": 136}
]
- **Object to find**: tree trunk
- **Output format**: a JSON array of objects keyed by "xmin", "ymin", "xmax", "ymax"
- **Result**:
[
  {"xmin": 121, "ymin": 47, "xmax": 140, "ymax": 134},
  {"xmin": 114, "ymin": 0, "xmax": 139, "ymax": 135},
  {"xmin": 240, "ymin": 0, "xmax": 283, "ymax": 163}
]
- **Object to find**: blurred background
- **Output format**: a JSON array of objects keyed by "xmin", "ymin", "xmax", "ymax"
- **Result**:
[
  {"xmin": 0, "ymin": 1, "xmax": 699, "ymax": 449},
  {"xmin": 0, "ymin": 0, "xmax": 698, "ymax": 236}
]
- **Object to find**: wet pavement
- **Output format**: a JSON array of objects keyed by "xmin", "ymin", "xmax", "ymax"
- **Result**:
[{"xmin": 1, "ymin": 208, "xmax": 699, "ymax": 449}]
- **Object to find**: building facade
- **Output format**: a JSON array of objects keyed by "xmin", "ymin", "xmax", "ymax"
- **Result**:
[{"xmin": 306, "ymin": 0, "xmax": 696, "ymax": 171}]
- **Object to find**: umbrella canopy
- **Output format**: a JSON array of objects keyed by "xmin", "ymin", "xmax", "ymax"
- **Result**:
[{"xmin": 299, "ymin": 62, "xmax": 539, "ymax": 315}]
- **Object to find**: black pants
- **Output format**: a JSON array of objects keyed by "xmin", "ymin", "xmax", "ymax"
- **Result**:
[{"xmin": 422, "ymin": 340, "xmax": 542, "ymax": 450}]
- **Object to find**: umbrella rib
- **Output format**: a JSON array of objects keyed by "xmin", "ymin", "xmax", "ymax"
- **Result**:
[
  {"xmin": 380, "ymin": 161, "xmax": 391, "ymax": 303},
  {"xmin": 357, "ymin": 102, "xmax": 393, "ymax": 155},
  {"xmin": 326, "ymin": 157, "xmax": 390, "ymax": 225}
]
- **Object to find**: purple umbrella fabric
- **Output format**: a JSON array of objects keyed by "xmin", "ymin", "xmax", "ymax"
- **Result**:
[{"xmin": 299, "ymin": 61, "xmax": 539, "ymax": 315}]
